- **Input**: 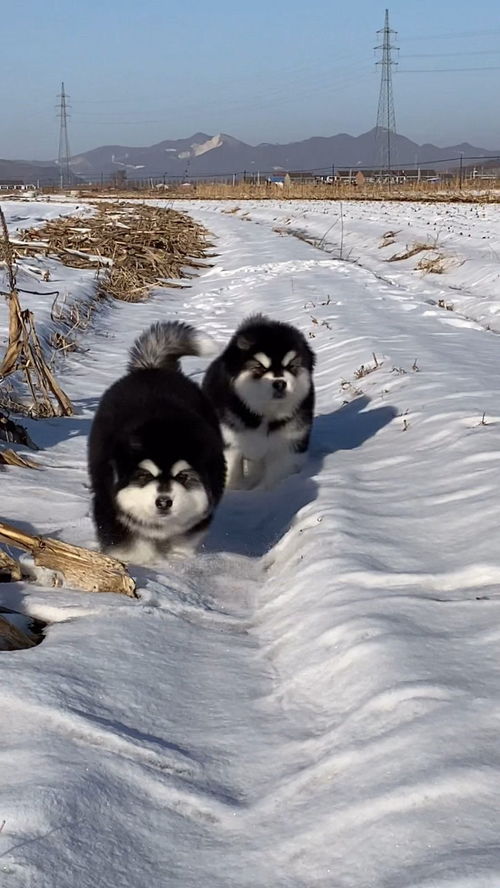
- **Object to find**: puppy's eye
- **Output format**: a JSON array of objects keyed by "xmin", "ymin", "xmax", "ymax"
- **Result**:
[
  {"xmin": 285, "ymin": 358, "xmax": 301, "ymax": 374},
  {"xmin": 133, "ymin": 470, "xmax": 154, "ymax": 484},
  {"xmin": 247, "ymin": 360, "xmax": 266, "ymax": 374},
  {"xmin": 175, "ymin": 469, "xmax": 198, "ymax": 487}
]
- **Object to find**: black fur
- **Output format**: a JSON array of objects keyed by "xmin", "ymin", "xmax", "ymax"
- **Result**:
[
  {"xmin": 203, "ymin": 314, "xmax": 315, "ymax": 490},
  {"xmin": 88, "ymin": 322, "xmax": 225, "ymax": 559}
]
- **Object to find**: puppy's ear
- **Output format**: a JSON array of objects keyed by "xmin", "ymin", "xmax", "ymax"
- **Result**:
[{"xmin": 236, "ymin": 334, "xmax": 254, "ymax": 351}]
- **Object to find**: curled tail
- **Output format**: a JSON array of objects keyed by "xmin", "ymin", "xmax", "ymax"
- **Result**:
[{"xmin": 128, "ymin": 321, "xmax": 218, "ymax": 372}]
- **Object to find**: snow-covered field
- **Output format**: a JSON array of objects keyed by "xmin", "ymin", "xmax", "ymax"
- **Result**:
[
  {"xmin": 176, "ymin": 198, "xmax": 500, "ymax": 332},
  {"xmin": 1, "ymin": 197, "xmax": 500, "ymax": 887}
]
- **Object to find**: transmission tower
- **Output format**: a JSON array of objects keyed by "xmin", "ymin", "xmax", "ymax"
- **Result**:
[
  {"xmin": 375, "ymin": 9, "xmax": 398, "ymax": 178},
  {"xmin": 57, "ymin": 82, "xmax": 72, "ymax": 189}
]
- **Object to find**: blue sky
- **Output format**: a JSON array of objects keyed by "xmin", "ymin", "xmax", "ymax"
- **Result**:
[{"xmin": 3, "ymin": 0, "xmax": 500, "ymax": 158}]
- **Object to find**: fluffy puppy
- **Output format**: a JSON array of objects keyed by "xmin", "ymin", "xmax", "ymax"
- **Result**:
[
  {"xmin": 88, "ymin": 321, "xmax": 225, "ymax": 564},
  {"xmin": 203, "ymin": 314, "xmax": 315, "ymax": 490}
]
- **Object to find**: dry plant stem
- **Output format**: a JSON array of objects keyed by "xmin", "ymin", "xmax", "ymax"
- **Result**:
[
  {"xmin": 0, "ymin": 411, "xmax": 38, "ymax": 449},
  {"xmin": 0, "ymin": 548, "xmax": 23, "ymax": 580},
  {"xmin": 387, "ymin": 242, "xmax": 433, "ymax": 262},
  {"xmin": 0, "ymin": 520, "xmax": 137, "ymax": 597},
  {"xmin": 0, "ymin": 449, "xmax": 39, "ymax": 469},
  {"xmin": 417, "ymin": 255, "xmax": 446, "ymax": 274},
  {"xmin": 0, "ymin": 207, "xmax": 17, "ymax": 291},
  {"xmin": 0, "ymin": 207, "xmax": 74, "ymax": 417},
  {"xmin": 20, "ymin": 202, "xmax": 211, "ymax": 303},
  {"xmin": 0, "ymin": 289, "xmax": 73, "ymax": 416},
  {"xmin": 79, "ymin": 181, "xmax": 500, "ymax": 203},
  {"xmin": 0, "ymin": 614, "xmax": 37, "ymax": 650}
]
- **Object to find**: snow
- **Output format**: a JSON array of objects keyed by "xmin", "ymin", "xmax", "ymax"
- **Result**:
[
  {"xmin": 191, "ymin": 134, "xmax": 224, "ymax": 157},
  {"xmin": 0, "ymin": 198, "xmax": 97, "ymax": 342},
  {"xmin": 183, "ymin": 198, "xmax": 500, "ymax": 332},
  {"xmin": 1, "ymin": 197, "xmax": 500, "ymax": 886}
]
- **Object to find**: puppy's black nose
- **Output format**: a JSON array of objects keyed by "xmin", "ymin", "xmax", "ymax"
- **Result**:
[
  {"xmin": 272, "ymin": 379, "xmax": 287, "ymax": 392},
  {"xmin": 155, "ymin": 495, "xmax": 173, "ymax": 512}
]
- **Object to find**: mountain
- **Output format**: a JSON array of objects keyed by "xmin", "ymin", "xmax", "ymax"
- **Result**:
[
  {"xmin": 0, "ymin": 158, "xmax": 63, "ymax": 186},
  {"xmin": 3, "ymin": 130, "xmax": 498, "ymax": 186},
  {"xmin": 68, "ymin": 129, "xmax": 500, "ymax": 181}
]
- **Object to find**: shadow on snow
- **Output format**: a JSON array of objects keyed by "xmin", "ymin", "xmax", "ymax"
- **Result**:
[{"xmin": 206, "ymin": 395, "xmax": 397, "ymax": 558}]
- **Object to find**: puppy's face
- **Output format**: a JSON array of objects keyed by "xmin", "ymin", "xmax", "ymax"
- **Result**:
[
  {"xmin": 115, "ymin": 458, "xmax": 209, "ymax": 539},
  {"xmin": 234, "ymin": 343, "xmax": 311, "ymax": 418}
]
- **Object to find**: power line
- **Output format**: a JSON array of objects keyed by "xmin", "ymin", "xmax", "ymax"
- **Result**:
[
  {"xmin": 403, "ymin": 28, "xmax": 500, "ymax": 42},
  {"xmin": 405, "ymin": 50, "xmax": 500, "ymax": 58},
  {"xmin": 399, "ymin": 66, "xmax": 500, "ymax": 73},
  {"xmin": 35, "ymin": 151, "xmax": 500, "ymax": 188},
  {"xmin": 73, "ymin": 154, "xmax": 500, "ymax": 184}
]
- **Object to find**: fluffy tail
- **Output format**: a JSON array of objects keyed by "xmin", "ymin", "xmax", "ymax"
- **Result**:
[{"xmin": 128, "ymin": 321, "xmax": 218, "ymax": 372}]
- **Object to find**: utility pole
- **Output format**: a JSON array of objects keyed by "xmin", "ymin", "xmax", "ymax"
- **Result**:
[
  {"xmin": 375, "ymin": 10, "xmax": 398, "ymax": 180},
  {"xmin": 57, "ymin": 82, "xmax": 72, "ymax": 190}
]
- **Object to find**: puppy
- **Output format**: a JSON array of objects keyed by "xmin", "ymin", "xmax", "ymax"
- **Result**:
[
  {"xmin": 203, "ymin": 314, "xmax": 315, "ymax": 490},
  {"xmin": 88, "ymin": 321, "xmax": 225, "ymax": 564}
]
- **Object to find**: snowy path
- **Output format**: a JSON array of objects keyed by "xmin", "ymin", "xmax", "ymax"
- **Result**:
[{"xmin": 2, "ymin": 202, "xmax": 500, "ymax": 886}]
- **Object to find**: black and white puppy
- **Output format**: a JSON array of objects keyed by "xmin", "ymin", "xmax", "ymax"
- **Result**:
[
  {"xmin": 88, "ymin": 321, "xmax": 226, "ymax": 564},
  {"xmin": 203, "ymin": 314, "xmax": 315, "ymax": 490}
]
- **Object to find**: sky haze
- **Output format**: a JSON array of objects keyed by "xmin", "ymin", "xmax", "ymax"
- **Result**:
[{"xmin": 3, "ymin": 0, "xmax": 500, "ymax": 159}]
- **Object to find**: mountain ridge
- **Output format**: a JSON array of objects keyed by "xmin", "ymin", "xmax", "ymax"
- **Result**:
[
  {"xmin": 69, "ymin": 128, "xmax": 500, "ymax": 179},
  {"xmin": 1, "ymin": 129, "xmax": 499, "ymax": 185}
]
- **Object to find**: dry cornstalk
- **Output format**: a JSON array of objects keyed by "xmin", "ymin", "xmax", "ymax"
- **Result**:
[
  {"xmin": 0, "ymin": 409, "xmax": 38, "ymax": 449},
  {"xmin": 0, "ymin": 207, "xmax": 74, "ymax": 418},
  {"xmin": 0, "ymin": 207, "xmax": 17, "ymax": 291},
  {"xmin": 19, "ymin": 202, "xmax": 211, "ymax": 302},
  {"xmin": 0, "ymin": 449, "xmax": 39, "ymax": 469},
  {"xmin": 0, "ymin": 614, "xmax": 37, "ymax": 650},
  {"xmin": 0, "ymin": 548, "xmax": 22, "ymax": 581},
  {"xmin": 0, "ymin": 520, "xmax": 137, "ymax": 597}
]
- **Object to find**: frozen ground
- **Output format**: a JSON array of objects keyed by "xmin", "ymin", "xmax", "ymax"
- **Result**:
[{"xmin": 1, "ymin": 198, "xmax": 500, "ymax": 887}]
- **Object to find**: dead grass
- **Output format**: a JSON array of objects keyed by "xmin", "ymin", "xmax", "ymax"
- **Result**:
[
  {"xmin": 437, "ymin": 298, "xmax": 454, "ymax": 310},
  {"xmin": 416, "ymin": 254, "xmax": 447, "ymax": 274},
  {"xmin": 77, "ymin": 180, "xmax": 500, "ymax": 204},
  {"xmin": 0, "ymin": 208, "xmax": 74, "ymax": 419},
  {"xmin": 18, "ymin": 202, "xmax": 211, "ymax": 302},
  {"xmin": 387, "ymin": 242, "xmax": 434, "ymax": 262},
  {"xmin": 354, "ymin": 353, "xmax": 383, "ymax": 379},
  {"xmin": 48, "ymin": 292, "xmax": 94, "ymax": 361},
  {"xmin": 379, "ymin": 230, "xmax": 399, "ymax": 248},
  {"xmin": 0, "ymin": 202, "xmax": 212, "ymax": 428},
  {"xmin": 340, "ymin": 379, "xmax": 364, "ymax": 399}
]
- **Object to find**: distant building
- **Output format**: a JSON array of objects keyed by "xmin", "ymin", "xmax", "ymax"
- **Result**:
[
  {"xmin": 284, "ymin": 171, "xmax": 320, "ymax": 186},
  {"xmin": 469, "ymin": 166, "xmax": 499, "ymax": 181},
  {"xmin": 266, "ymin": 175, "xmax": 286, "ymax": 186},
  {"xmin": 0, "ymin": 180, "xmax": 35, "ymax": 191},
  {"xmin": 335, "ymin": 168, "xmax": 446, "ymax": 185}
]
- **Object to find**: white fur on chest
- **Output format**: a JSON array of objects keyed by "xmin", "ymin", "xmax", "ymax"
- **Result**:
[
  {"xmin": 222, "ymin": 419, "xmax": 301, "ymax": 460},
  {"xmin": 222, "ymin": 416, "xmax": 307, "ymax": 490}
]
